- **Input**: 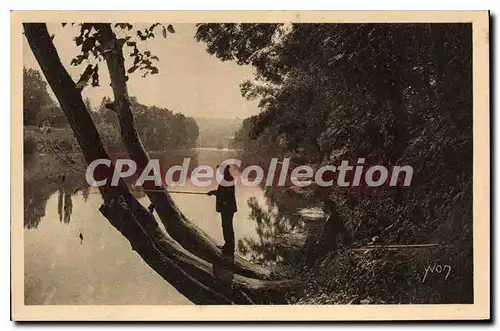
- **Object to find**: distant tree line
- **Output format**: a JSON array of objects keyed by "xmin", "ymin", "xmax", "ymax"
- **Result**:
[
  {"xmin": 92, "ymin": 96, "xmax": 199, "ymax": 152},
  {"xmin": 23, "ymin": 67, "xmax": 199, "ymax": 154}
]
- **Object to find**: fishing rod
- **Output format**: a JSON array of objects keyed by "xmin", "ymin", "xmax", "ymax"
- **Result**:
[
  {"xmin": 42, "ymin": 189, "xmax": 212, "ymax": 199},
  {"xmin": 142, "ymin": 189, "xmax": 210, "ymax": 195}
]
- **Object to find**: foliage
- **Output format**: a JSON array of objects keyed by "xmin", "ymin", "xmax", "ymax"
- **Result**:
[
  {"xmin": 197, "ymin": 22, "xmax": 473, "ymax": 246},
  {"xmin": 197, "ymin": 23, "xmax": 473, "ymax": 303},
  {"xmin": 24, "ymin": 126, "xmax": 78, "ymax": 153},
  {"xmin": 195, "ymin": 24, "xmax": 283, "ymax": 82},
  {"xmin": 23, "ymin": 134, "xmax": 37, "ymax": 157},
  {"xmin": 24, "ymin": 66, "xmax": 200, "ymax": 154},
  {"xmin": 131, "ymin": 98, "xmax": 199, "ymax": 150},
  {"xmin": 290, "ymin": 241, "xmax": 473, "ymax": 304},
  {"xmin": 25, "ymin": 23, "xmax": 198, "ymax": 154},
  {"xmin": 93, "ymin": 96, "xmax": 199, "ymax": 151},
  {"xmin": 23, "ymin": 67, "xmax": 56, "ymax": 126},
  {"xmin": 67, "ymin": 22, "xmax": 176, "ymax": 87},
  {"xmin": 23, "ymin": 67, "xmax": 70, "ymax": 128},
  {"xmin": 56, "ymin": 21, "xmax": 200, "ymax": 153}
]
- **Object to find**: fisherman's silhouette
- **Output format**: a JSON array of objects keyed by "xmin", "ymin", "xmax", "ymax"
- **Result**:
[{"xmin": 207, "ymin": 165, "xmax": 237, "ymax": 256}]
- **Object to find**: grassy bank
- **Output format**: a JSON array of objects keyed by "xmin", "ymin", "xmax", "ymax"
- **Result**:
[
  {"xmin": 270, "ymin": 218, "xmax": 473, "ymax": 305},
  {"xmin": 296, "ymin": 242, "xmax": 472, "ymax": 304},
  {"xmin": 24, "ymin": 126, "xmax": 81, "ymax": 155}
]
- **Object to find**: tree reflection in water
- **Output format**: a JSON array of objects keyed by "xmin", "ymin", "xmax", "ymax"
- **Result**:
[
  {"xmin": 238, "ymin": 186, "xmax": 322, "ymax": 266},
  {"xmin": 24, "ymin": 173, "xmax": 88, "ymax": 229},
  {"xmin": 24, "ymin": 173, "xmax": 150, "ymax": 229},
  {"xmin": 24, "ymin": 150, "xmax": 198, "ymax": 229}
]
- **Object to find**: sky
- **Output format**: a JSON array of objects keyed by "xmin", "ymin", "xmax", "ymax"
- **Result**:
[{"xmin": 23, "ymin": 23, "xmax": 260, "ymax": 120}]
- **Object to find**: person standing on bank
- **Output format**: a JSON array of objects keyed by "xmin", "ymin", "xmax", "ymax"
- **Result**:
[{"xmin": 207, "ymin": 165, "xmax": 237, "ymax": 255}]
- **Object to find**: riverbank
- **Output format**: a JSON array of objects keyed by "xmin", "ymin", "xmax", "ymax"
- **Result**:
[
  {"xmin": 24, "ymin": 126, "xmax": 80, "ymax": 155},
  {"xmin": 23, "ymin": 151, "xmax": 473, "ymax": 305},
  {"xmin": 24, "ymin": 125, "xmax": 202, "ymax": 157},
  {"xmin": 265, "ymin": 205, "xmax": 473, "ymax": 305}
]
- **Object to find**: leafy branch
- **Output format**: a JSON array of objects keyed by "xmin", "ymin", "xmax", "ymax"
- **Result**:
[{"xmin": 64, "ymin": 23, "xmax": 176, "ymax": 88}]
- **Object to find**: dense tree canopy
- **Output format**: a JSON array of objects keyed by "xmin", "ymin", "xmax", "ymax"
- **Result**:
[
  {"xmin": 197, "ymin": 22, "xmax": 472, "ymax": 247},
  {"xmin": 196, "ymin": 23, "xmax": 473, "ymax": 303}
]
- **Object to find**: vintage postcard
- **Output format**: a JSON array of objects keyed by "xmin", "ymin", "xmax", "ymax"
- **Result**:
[{"xmin": 11, "ymin": 11, "xmax": 490, "ymax": 321}]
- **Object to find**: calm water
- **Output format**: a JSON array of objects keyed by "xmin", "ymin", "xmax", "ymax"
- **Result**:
[{"xmin": 24, "ymin": 148, "xmax": 311, "ymax": 305}]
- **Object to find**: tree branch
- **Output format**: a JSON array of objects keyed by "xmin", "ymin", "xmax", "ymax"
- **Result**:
[
  {"xmin": 93, "ymin": 23, "xmax": 274, "ymax": 280},
  {"xmin": 23, "ymin": 23, "xmax": 296, "ymax": 304}
]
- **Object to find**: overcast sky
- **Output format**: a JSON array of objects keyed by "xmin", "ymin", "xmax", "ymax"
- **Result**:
[{"xmin": 23, "ymin": 23, "xmax": 260, "ymax": 120}]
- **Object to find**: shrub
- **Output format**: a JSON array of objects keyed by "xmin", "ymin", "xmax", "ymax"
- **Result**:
[{"xmin": 24, "ymin": 135, "xmax": 37, "ymax": 156}]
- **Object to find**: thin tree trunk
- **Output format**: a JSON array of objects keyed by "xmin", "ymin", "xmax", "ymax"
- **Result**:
[
  {"xmin": 23, "ymin": 24, "xmax": 119, "ymax": 202},
  {"xmin": 94, "ymin": 23, "xmax": 272, "ymax": 280},
  {"xmin": 23, "ymin": 23, "xmax": 296, "ymax": 304}
]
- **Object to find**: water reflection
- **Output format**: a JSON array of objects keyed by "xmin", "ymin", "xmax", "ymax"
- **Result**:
[
  {"xmin": 57, "ymin": 190, "xmax": 72, "ymax": 224},
  {"xmin": 24, "ymin": 171, "xmax": 88, "ymax": 229},
  {"xmin": 23, "ymin": 150, "xmax": 198, "ymax": 229},
  {"xmin": 238, "ymin": 186, "xmax": 320, "ymax": 266},
  {"xmin": 23, "ymin": 150, "xmax": 200, "ymax": 305},
  {"xmin": 23, "ymin": 148, "xmax": 323, "ymax": 304}
]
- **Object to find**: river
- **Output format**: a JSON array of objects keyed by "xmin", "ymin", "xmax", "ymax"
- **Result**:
[{"xmin": 23, "ymin": 148, "xmax": 316, "ymax": 305}]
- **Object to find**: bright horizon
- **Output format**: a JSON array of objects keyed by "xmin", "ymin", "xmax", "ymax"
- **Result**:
[{"xmin": 22, "ymin": 23, "xmax": 260, "ymax": 120}]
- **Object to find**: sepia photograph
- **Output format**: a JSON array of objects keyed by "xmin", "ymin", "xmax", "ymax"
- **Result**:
[{"xmin": 11, "ymin": 11, "xmax": 489, "ymax": 321}]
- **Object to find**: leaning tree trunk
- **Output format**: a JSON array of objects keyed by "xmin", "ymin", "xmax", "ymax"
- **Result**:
[
  {"xmin": 93, "ymin": 23, "xmax": 272, "ymax": 280},
  {"xmin": 23, "ymin": 23, "xmax": 298, "ymax": 304}
]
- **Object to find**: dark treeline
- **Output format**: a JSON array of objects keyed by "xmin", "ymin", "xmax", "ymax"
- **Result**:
[
  {"xmin": 23, "ymin": 67, "xmax": 199, "ymax": 155},
  {"xmin": 198, "ymin": 23, "xmax": 473, "ymax": 303}
]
